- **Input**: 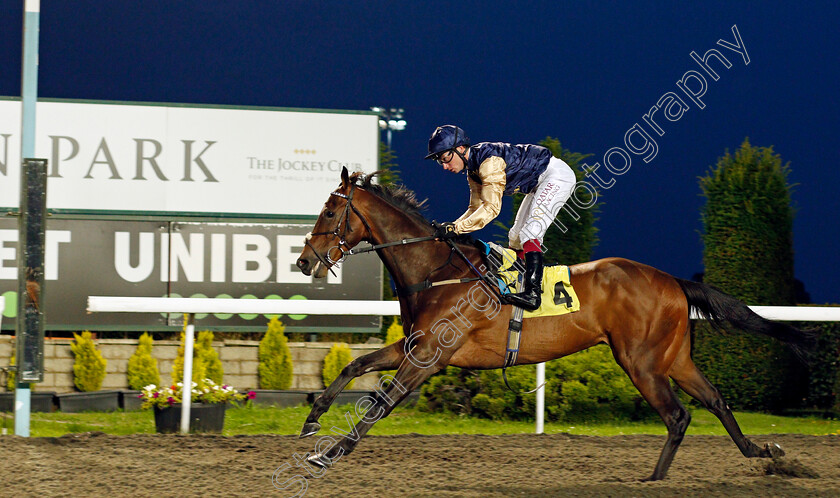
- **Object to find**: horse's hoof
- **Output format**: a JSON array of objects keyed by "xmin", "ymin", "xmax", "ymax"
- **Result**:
[
  {"xmin": 306, "ymin": 452, "xmax": 332, "ymax": 469},
  {"xmin": 299, "ymin": 421, "xmax": 321, "ymax": 438},
  {"xmin": 764, "ymin": 442, "xmax": 785, "ymax": 458}
]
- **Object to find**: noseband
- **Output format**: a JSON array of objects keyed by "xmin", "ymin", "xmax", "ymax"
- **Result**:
[{"xmin": 303, "ymin": 184, "xmax": 372, "ymax": 277}]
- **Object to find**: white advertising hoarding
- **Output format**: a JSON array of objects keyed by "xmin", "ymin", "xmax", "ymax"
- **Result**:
[{"xmin": 0, "ymin": 99, "xmax": 379, "ymax": 216}]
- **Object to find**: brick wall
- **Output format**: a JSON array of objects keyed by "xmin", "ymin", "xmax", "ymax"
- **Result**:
[{"xmin": 0, "ymin": 335, "xmax": 384, "ymax": 393}]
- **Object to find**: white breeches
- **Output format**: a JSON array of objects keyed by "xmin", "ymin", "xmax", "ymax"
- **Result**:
[{"xmin": 508, "ymin": 157, "xmax": 576, "ymax": 250}]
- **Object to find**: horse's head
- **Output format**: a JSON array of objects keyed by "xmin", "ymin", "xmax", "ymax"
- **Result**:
[{"xmin": 296, "ymin": 167, "xmax": 371, "ymax": 278}]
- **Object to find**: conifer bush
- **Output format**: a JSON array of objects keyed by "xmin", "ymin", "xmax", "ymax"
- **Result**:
[
  {"xmin": 258, "ymin": 317, "xmax": 294, "ymax": 390},
  {"xmin": 172, "ymin": 331, "xmax": 207, "ymax": 387},
  {"xmin": 694, "ymin": 139, "xmax": 803, "ymax": 410},
  {"xmin": 127, "ymin": 332, "xmax": 161, "ymax": 390},
  {"xmin": 380, "ymin": 317, "xmax": 404, "ymax": 379},
  {"xmin": 6, "ymin": 352, "xmax": 15, "ymax": 391},
  {"xmin": 323, "ymin": 343, "xmax": 354, "ymax": 389},
  {"xmin": 197, "ymin": 330, "xmax": 223, "ymax": 384},
  {"xmin": 71, "ymin": 331, "xmax": 107, "ymax": 392}
]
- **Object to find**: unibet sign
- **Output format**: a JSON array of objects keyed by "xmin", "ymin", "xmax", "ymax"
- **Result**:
[{"xmin": 0, "ymin": 219, "xmax": 381, "ymax": 332}]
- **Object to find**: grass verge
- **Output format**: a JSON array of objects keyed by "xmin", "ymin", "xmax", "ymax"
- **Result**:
[{"xmin": 3, "ymin": 404, "xmax": 838, "ymax": 438}]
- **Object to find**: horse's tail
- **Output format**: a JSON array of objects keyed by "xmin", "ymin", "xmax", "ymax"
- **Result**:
[{"xmin": 674, "ymin": 278, "xmax": 817, "ymax": 363}]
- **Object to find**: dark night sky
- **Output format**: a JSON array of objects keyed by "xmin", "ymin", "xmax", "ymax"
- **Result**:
[{"xmin": 1, "ymin": 1, "xmax": 838, "ymax": 303}]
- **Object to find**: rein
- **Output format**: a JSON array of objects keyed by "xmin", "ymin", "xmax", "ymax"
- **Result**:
[
  {"xmin": 306, "ymin": 183, "xmax": 485, "ymax": 296},
  {"xmin": 308, "ymin": 182, "xmax": 536, "ymax": 394}
]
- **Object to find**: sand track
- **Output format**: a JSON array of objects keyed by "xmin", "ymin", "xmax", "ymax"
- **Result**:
[{"xmin": 0, "ymin": 433, "xmax": 837, "ymax": 497}]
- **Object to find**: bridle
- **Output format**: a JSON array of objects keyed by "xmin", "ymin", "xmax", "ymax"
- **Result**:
[
  {"xmin": 304, "ymin": 181, "xmax": 509, "ymax": 299},
  {"xmin": 306, "ymin": 180, "xmax": 529, "ymax": 392},
  {"xmin": 304, "ymin": 183, "xmax": 438, "ymax": 277},
  {"xmin": 305, "ymin": 183, "xmax": 365, "ymax": 272}
]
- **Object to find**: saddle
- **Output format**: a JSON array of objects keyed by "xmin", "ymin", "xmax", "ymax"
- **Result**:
[
  {"xmin": 477, "ymin": 241, "xmax": 581, "ymax": 318},
  {"xmin": 477, "ymin": 240, "xmax": 582, "ymax": 379}
]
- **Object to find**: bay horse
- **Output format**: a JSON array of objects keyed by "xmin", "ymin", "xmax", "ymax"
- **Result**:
[{"xmin": 295, "ymin": 167, "xmax": 812, "ymax": 481}]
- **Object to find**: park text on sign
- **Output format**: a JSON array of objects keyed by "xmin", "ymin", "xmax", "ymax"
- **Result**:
[{"xmin": 0, "ymin": 99, "xmax": 379, "ymax": 216}]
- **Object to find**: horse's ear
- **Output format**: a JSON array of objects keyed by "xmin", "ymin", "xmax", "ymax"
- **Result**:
[{"xmin": 341, "ymin": 166, "xmax": 350, "ymax": 187}]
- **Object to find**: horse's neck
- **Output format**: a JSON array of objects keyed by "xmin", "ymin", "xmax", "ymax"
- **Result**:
[{"xmin": 361, "ymin": 195, "xmax": 461, "ymax": 290}]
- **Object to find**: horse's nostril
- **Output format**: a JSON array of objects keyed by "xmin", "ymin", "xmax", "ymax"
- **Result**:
[{"xmin": 296, "ymin": 259, "xmax": 308, "ymax": 271}]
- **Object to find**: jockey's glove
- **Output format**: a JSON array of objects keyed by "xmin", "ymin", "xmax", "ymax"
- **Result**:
[{"xmin": 432, "ymin": 221, "xmax": 458, "ymax": 240}]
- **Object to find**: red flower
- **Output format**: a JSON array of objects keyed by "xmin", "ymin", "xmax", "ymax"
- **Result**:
[
  {"xmin": 167, "ymin": 396, "xmax": 175, "ymax": 405},
  {"xmin": 247, "ymin": 391, "xmax": 256, "ymax": 400}
]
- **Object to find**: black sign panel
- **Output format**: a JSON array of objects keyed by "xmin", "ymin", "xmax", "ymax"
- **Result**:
[{"xmin": 0, "ymin": 219, "xmax": 381, "ymax": 332}]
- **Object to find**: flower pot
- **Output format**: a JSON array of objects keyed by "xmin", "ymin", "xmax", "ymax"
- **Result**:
[
  {"xmin": 153, "ymin": 403, "xmax": 227, "ymax": 434},
  {"xmin": 0, "ymin": 391, "xmax": 57, "ymax": 413},
  {"xmin": 55, "ymin": 390, "xmax": 120, "ymax": 413},
  {"xmin": 250, "ymin": 390, "xmax": 310, "ymax": 408},
  {"xmin": 119, "ymin": 390, "xmax": 144, "ymax": 411}
]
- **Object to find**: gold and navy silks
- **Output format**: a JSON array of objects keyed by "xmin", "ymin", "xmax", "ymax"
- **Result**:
[{"xmin": 452, "ymin": 142, "xmax": 552, "ymax": 235}]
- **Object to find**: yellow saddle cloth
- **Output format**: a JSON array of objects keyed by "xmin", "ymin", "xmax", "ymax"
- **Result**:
[{"xmin": 495, "ymin": 247, "xmax": 581, "ymax": 318}]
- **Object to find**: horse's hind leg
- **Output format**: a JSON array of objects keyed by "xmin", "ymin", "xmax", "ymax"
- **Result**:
[
  {"xmin": 669, "ymin": 346, "xmax": 784, "ymax": 459},
  {"xmin": 300, "ymin": 339, "xmax": 407, "ymax": 438},
  {"xmin": 624, "ymin": 369, "xmax": 692, "ymax": 481}
]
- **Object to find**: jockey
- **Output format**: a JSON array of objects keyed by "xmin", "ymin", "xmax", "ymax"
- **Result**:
[{"xmin": 425, "ymin": 125, "xmax": 576, "ymax": 311}]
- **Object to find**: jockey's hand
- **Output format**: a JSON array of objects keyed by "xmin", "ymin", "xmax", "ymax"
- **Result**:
[{"xmin": 432, "ymin": 221, "xmax": 458, "ymax": 240}]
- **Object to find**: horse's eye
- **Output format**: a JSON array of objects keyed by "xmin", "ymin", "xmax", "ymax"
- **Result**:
[{"xmin": 325, "ymin": 210, "xmax": 335, "ymax": 219}]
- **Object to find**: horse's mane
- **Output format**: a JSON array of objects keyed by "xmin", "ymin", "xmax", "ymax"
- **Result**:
[
  {"xmin": 350, "ymin": 170, "xmax": 477, "ymax": 244},
  {"xmin": 350, "ymin": 171, "xmax": 431, "ymax": 225}
]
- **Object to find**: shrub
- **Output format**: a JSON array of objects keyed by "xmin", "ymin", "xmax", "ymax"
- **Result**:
[
  {"xmin": 172, "ymin": 331, "xmax": 207, "ymax": 387},
  {"xmin": 699, "ymin": 138, "xmax": 795, "ymax": 306},
  {"xmin": 380, "ymin": 317, "xmax": 404, "ymax": 379},
  {"xmin": 197, "ymin": 331, "xmax": 223, "ymax": 384},
  {"xmin": 259, "ymin": 317, "xmax": 294, "ymax": 389},
  {"xmin": 71, "ymin": 331, "xmax": 107, "ymax": 392},
  {"xmin": 127, "ymin": 332, "xmax": 161, "ymax": 390},
  {"xmin": 691, "ymin": 324, "xmax": 803, "ymax": 411},
  {"xmin": 694, "ymin": 139, "xmax": 804, "ymax": 410},
  {"xmin": 806, "ymin": 321, "xmax": 840, "ymax": 410},
  {"xmin": 419, "ymin": 345, "xmax": 664, "ymax": 422},
  {"xmin": 5, "ymin": 352, "xmax": 15, "ymax": 391},
  {"xmin": 323, "ymin": 343, "xmax": 354, "ymax": 389}
]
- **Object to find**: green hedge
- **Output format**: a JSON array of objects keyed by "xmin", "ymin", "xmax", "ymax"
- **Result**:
[
  {"xmin": 694, "ymin": 139, "xmax": 804, "ymax": 411},
  {"xmin": 692, "ymin": 323, "xmax": 805, "ymax": 411},
  {"xmin": 418, "ymin": 345, "xmax": 669, "ymax": 422},
  {"xmin": 699, "ymin": 139, "xmax": 795, "ymax": 306},
  {"xmin": 806, "ymin": 322, "xmax": 840, "ymax": 410}
]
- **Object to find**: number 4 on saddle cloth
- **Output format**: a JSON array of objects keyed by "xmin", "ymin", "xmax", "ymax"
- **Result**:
[{"xmin": 478, "ymin": 241, "xmax": 581, "ymax": 318}]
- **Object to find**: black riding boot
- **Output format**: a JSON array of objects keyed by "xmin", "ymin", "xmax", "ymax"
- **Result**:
[{"xmin": 505, "ymin": 251, "xmax": 544, "ymax": 311}]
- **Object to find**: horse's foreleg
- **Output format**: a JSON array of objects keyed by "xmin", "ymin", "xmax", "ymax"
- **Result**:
[
  {"xmin": 306, "ymin": 348, "xmax": 445, "ymax": 469},
  {"xmin": 670, "ymin": 354, "xmax": 783, "ymax": 459},
  {"xmin": 300, "ymin": 339, "xmax": 407, "ymax": 438}
]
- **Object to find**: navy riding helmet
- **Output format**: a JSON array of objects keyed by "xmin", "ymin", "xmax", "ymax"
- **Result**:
[{"xmin": 424, "ymin": 125, "xmax": 470, "ymax": 160}]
